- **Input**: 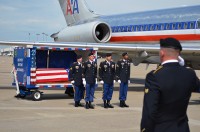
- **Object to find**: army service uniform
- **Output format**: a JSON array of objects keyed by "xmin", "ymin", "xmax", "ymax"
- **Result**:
[{"xmin": 99, "ymin": 60, "xmax": 116, "ymax": 108}]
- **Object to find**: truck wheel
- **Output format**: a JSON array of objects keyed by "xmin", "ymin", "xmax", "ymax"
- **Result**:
[{"xmin": 32, "ymin": 90, "xmax": 42, "ymax": 101}]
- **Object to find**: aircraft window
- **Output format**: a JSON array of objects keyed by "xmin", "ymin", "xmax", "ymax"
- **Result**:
[
  {"xmin": 178, "ymin": 23, "xmax": 182, "ymax": 29},
  {"xmin": 161, "ymin": 24, "xmax": 164, "ymax": 30},
  {"xmin": 155, "ymin": 25, "xmax": 158, "ymax": 30},
  {"xmin": 190, "ymin": 22, "xmax": 194, "ymax": 29},
  {"xmin": 144, "ymin": 25, "xmax": 148, "ymax": 31},
  {"xmin": 166, "ymin": 24, "xmax": 170, "ymax": 30},
  {"xmin": 121, "ymin": 27, "xmax": 125, "ymax": 32},
  {"xmin": 184, "ymin": 23, "xmax": 188, "ymax": 29},
  {"xmin": 123, "ymin": 26, "xmax": 127, "ymax": 32},
  {"xmin": 131, "ymin": 26, "xmax": 134, "ymax": 32},
  {"xmin": 112, "ymin": 27, "xmax": 115, "ymax": 32},
  {"xmin": 198, "ymin": 21, "xmax": 200, "ymax": 29},
  {"xmin": 172, "ymin": 23, "xmax": 176, "ymax": 30},
  {"xmin": 128, "ymin": 26, "xmax": 132, "ymax": 32},
  {"xmin": 118, "ymin": 27, "xmax": 121, "ymax": 32},
  {"xmin": 135, "ymin": 26, "xmax": 138, "ymax": 31},
  {"xmin": 150, "ymin": 25, "xmax": 154, "ymax": 31},
  {"xmin": 140, "ymin": 25, "xmax": 144, "ymax": 31}
]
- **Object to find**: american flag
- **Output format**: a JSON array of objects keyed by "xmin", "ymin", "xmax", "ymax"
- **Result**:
[{"xmin": 31, "ymin": 68, "xmax": 69, "ymax": 84}]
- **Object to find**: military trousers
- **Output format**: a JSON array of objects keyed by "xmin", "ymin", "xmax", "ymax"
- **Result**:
[
  {"xmin": 74, "ymin": 84, "xmax": 84, "ymax": 102},
  {"xmin": 85, "ymin": 83, "xmax": 95, "ymax": 102},
  {"xmin": 119, "ymin": 82, "xmax": 128, "ymax": 101},
  {"xmin": 102, "ymin": 83, "xmax": 114, "ymax": 101}
]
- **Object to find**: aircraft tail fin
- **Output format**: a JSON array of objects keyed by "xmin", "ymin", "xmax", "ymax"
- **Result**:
[{"xmin": 58, "ymin": 0, "xmax": 99, "ymax": 26}]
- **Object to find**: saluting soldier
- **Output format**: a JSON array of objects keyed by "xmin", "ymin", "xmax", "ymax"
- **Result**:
[
  {"xmin": 82, "ymin": 53, "xmax": 97, "ymax": 109},
  {"xmin": 141, "ymin": 38, "xmax": 200, "ymax": 132},
  {"xmin": 69, "ymin": 55, "xmax": 84, "ymax": 107},
  {"xmin": 116, "ymin": 52, "xmax": 131, "ymax": 108},
  {"xmin": 99, "ymin": 53, "xmax": 116, "ymax": 108}
]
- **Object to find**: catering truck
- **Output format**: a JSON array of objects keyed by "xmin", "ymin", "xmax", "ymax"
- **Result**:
[{"xmin": 12, "ymin": 45, "xmax": 98, "ymax": 101}]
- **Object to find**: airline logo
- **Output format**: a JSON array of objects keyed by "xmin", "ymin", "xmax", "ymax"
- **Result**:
[{"xmin": 66, "ymin": 0, "xmax": 79, "ymax": 15}]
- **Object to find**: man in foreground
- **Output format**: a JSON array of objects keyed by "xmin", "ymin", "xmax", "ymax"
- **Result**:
[{"xmin": 141, "ymin": 38, "xmax": 200, "ymax": 132}]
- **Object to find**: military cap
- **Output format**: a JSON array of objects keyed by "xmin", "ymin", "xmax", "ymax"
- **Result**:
[
  {"xmin": 122, "ymin": 52, "xmax": 128, "ymax": 57},
  {"xmin": 160, "ymin": 37, "xmax": 182, "ymax": 51},
  {"xmin": 77, "ymin": 55, "xmax": 82, "ymax": 59},
  {"xmin": 88, "ymin": 53, "xmax": 94, "ymax": 56},
  {"xmin": 106, "ymin": 53, "xmax": 112, "ymax": 57}
]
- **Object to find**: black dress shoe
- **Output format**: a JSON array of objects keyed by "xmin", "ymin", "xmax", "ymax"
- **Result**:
[
  {"xmin": 75, "ymin": 101, "xmax": 78, "ymax": 107},
  {"xmin": 123, "ymin": 101, "xmax": 129, "ymax": 107},
  {"xmin": 85, "ymin": 102, "xmax": 89, "ymax": 109},
  {"xmin": 89, "ymin": 101, "xmax": 94, "ymax": 109},
  {"xmin": 104, "ymin": 100, "xmax": 108, "ymax": 108},
  {"xmin": 78, "ymin": 101, "xmax": 84, "ymax": 107},
  {"xmin": 120, "ymin": 101, "xmax": 124, "ymax": 108},
  {"xmin": 107, "ymin": 100, "xmax": 114, "ymax": 108}
]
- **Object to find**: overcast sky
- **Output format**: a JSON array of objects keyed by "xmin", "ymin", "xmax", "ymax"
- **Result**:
[{"xmin": 0, "ymin": 0, "xmax": 200, "ymax": 43}]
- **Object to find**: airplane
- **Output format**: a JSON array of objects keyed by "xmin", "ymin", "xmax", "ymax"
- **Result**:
[{"xmin": 0, "ymin": 0, "xmax": 200, "ymax": 69}]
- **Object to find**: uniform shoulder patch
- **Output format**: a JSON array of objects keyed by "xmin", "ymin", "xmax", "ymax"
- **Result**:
[
  {"xmin": 153, "ymin": 66, "xmax": 163, "ymax": 74},
  {"xmin": 144, "ymin": 88, "xmax": 149, "ymax": 94}
]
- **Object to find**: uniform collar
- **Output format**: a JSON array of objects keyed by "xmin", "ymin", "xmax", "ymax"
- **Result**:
[
  {"xmin": 161, "ymin": 60, "xmax": 178, "ymax": 65},
  {"xmin": 89, "ymin": 60, "xmax": 93, "ymax": 63}
]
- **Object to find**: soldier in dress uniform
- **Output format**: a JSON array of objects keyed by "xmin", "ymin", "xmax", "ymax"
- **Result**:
[
  {"xmin": 99, "ymin": 53, "xmax": 116, "ymax": 108},
  {"xmin": 141, "ymin": 37, "xmax": 200, "ymax": 132},
  {"xmin": 82, "ymin": 53, "xmax": 97, "ymax": 109},
  {"xmin": 69, "ymin": 55, "xmax": 84, "ymax": 107},
  {"xmin": 116, "ymin": 52, "xmax": 131, "ymax": 108}
]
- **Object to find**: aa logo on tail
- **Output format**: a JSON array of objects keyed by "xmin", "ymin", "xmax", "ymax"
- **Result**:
[{"xmin": 66, "ymin": 0, "xmax": 79, "ymax": 15}]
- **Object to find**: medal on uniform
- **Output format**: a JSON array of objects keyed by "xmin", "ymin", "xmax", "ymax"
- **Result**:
[
  {"xmin": 112, "ymin": 64, "xmax": 114, "ymax": 68},
  {"xmin": 121, "ymin": 62, "xmax": 124, "ymax": 68},
  {"xmin": 104, "ymin": 65, "xmax": 107, "ymax": 71},
  {"xmin": 75, "ymin": 66, "xmax": 79, "ymax": 72},
  {"xmin": 88, "ymin": 64, "xmax": 91, "ymax": 67}
]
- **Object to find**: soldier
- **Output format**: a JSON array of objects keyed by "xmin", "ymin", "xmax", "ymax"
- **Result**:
[
  {"xmin": 69, "ymin": 55, "xmax": 84, "ymax": 107},
  {"xmin": 141, "ymin": 38, "xmax": 200, "ymax": 132},
  {"xmin": 82, "ymin": 53, "xmax": 97, "ymax": 109},
  {"xmin": 116, "ymin": 52, "xmax": 131, "ymax": 108},
  {"xmin": 99, "ymin": 53, "xmax": 116, "ymax": 108}
]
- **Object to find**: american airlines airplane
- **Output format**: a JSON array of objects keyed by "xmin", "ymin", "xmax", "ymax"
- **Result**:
[{"xmin": 1, "ymin": 0, "xmax": 200, "ymax": 69}]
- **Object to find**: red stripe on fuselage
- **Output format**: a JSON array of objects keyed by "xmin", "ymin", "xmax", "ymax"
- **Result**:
[{"xmin": 110, "ymin": 34, "xmax": 200, "ymax": 42}]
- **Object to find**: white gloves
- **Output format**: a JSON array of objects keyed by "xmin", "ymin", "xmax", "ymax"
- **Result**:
[
  {"xmin": 178, "ymin": 56, "xmax": 185, "ymax": 66},
  {"xmin": 71, "ymin": 80, "xmax": 75, "ymax": 84},
  {"xmin": 113, "ymin": 80, "xmax": 116, "ymax": 83},
  {"xmin": 95, "ymin": 78, "xmax": 98, "ymax": 84},
  {"xmin": 82, "ymin": 78, "xmax": 86, "ymax": 85},
  {"xmin": 117, "ymin": 80, "xmax": 130, "ymax": 83},
  {"xmin": 100, "ymin": 80, "xmax": 104, "ymax": 84}
]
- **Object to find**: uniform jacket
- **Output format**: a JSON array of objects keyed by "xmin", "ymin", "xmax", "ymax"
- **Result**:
[
  {"xmin": 141, "ymin": 62, "xmax": 200, "ymax": 132},
  {"xmin": 69, "ymin": 62, "xmax": 83, "ymax": 86},
  {"xmin": 82, "ymin": 60, "xmax": 97, "ymax": 84},
  {"xmin": 99, "ymin": 60, "xmax": 116, "ymax": 84},
  {"xmin": 116, "ymin": 59, "xmax": 131, "ymax": 83}
]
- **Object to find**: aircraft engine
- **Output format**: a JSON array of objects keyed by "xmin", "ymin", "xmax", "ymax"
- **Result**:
[{"xmin": 52, "ymin": 21, "xmax": 111, "ymax": 43}]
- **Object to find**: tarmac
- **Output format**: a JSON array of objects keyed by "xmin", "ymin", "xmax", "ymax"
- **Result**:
[{"xmin": 0, "ymin": 56, "xmax": 200, "ymax": 132}]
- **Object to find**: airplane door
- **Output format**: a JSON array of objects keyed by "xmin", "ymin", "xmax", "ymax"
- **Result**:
[{"xmin": 195, "ymin": 18, "xmax": 200, "ymax": 34}]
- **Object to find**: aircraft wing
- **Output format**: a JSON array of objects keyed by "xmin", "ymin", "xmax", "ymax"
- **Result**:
[
  {"xmin": 1, "ymin": 41, "xmax": 200, "ymax": 53},
  {"xmin": 0, "ymin": 41, "xmax": 200, "ymax": 68}
]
